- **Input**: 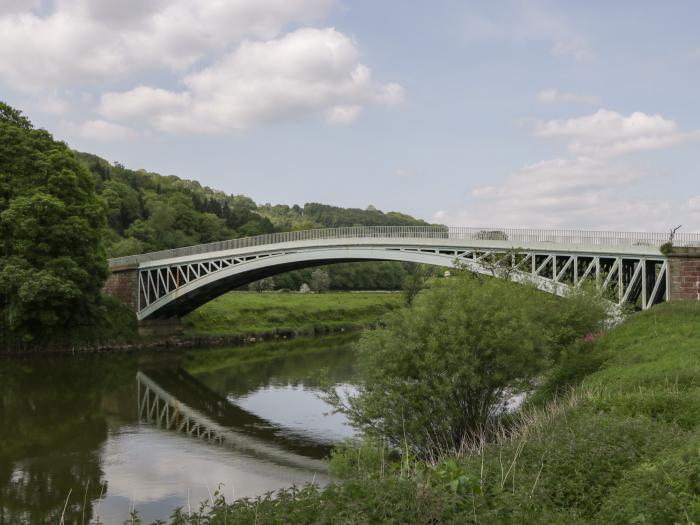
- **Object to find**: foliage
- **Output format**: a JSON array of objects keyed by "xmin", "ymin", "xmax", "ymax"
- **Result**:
[
  {"xmin": 0, "ymin": 102, "xmax": 109, "ymax": 348},
  {"xmin": 659, "ymin": 241, "xmax": 673, "ymax": 255},
  {"xmin": 330, "ymin": 274, "xmax": 605, "ymax": 457},
  {"xmin": 260, "ymin": 201, "xmax": 434, "ymax": 229},
  {"xmin": 274, "ymin": 261, "xmax": 408, "ymax": 291},
  {"xmin": 401, "ymin": 263, "xmax": 434, "ymax": 306},
  {"xmin": 309, "ymin": 268, "xmax": 330, "ymax": 292},
  {"xmin": 527, "ymin": 339, "xmax": 604, "ymax": 405},
  {"xmin": 247, "ymin": 277, "xmax": 275, "ymax": 293},
  {"xmin": 596, "ymin": 436, "xmax": 700, "ymax": 523}
]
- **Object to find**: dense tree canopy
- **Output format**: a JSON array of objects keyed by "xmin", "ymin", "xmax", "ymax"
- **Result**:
[{"xmin": 0, "ymin": 103, "xmax": 109, "ymax": 347}]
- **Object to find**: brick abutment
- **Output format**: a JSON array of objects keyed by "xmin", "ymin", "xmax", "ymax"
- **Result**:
[
  {"xmin": 668, "ymin": 247, "xmax": 700, "ymax": 301},
  {"xmin": 103, "ymin": 267, "xmax": 139, "ymax": 310}
]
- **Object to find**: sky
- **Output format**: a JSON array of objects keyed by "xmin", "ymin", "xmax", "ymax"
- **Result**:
[{"xmin": 1, "ymin": 0, "xmax": 699, "ymax": 232}]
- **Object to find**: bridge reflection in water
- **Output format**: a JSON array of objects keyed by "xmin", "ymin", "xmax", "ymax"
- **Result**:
[{"xmin": 136, "ymin": 369, "xmax": 328, "ymax": 473}]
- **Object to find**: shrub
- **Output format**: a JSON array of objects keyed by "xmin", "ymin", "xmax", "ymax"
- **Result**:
[
  {"xmin": 331, "ymin": 273, "xmax": 607, "ymax": 458},
  {"xmin": 529, "ymin": 339, "xmax": 606, "ymax": 405}
]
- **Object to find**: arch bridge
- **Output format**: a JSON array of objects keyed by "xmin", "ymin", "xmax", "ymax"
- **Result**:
[{"xmin": 105, "ymin": 226, "xmax": 700, "ymax": 321}]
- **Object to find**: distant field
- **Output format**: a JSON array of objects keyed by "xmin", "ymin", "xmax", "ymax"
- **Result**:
[{"xmin": 182, "ymin": 291, "xmax": 403, "ymax": 336}]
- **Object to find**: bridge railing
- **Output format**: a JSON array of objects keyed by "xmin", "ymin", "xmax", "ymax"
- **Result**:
[{"xmin": 108, "ymin": 226, "xmax": 700, "ymax": 266}]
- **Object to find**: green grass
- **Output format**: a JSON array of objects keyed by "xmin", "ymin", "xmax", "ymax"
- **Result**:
[{"xmin": 182, "ymin": 291, "xmax": 402, "ymax": 336}]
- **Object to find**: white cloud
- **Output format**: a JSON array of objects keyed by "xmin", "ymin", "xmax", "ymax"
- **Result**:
[
  {"xmin": 551, "ymin": 39, "xmax": 593, "ymax": 63},
  {"xmin": 327, "ymin": 105, "xmax": 363, "ymax": 124},
  {"xmin": 72, "ymin": 119, "xmax": 137, "ymax": 141},
  {"xmin": 689, "ymin": 196, "xmax": 700, "ymax": 212},
  {"xmin": 99, "ymin": 28, "xmax": 403, "ymax": 132},
  {"xmin": 0, "ymin": 0, "xmax": 333, "ymax": 90},
  {"xmin": 535, "ymin": 109, "xmax": 691, "ymax": 157},
  {"xmin": 433, "ymin": 157, "xmax": 677, "ymax": 230},
  {"xmin": 538, "ymin": 88, "xmax": 599, "ymax": 105},
  {"xmin": 100, "ymin": 86, "xmax": 190, "ymax": 120}
]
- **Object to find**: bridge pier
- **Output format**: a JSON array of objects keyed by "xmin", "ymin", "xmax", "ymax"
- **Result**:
[
  {"xmin": 103, "ymin": 265, "xmax": 139, "ymax": 310},
  {"xmin": 104, "ymin": 265, "xmax": 184, "ymax": 336},
  {"xmin": 668, "ymin": 247, "xmax": 700, "ymax": 302}
]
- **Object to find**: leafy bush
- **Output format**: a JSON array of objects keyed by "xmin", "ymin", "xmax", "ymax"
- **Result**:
[
  {"xmin": 529, "ymin": 339, "xmax": 606, "ymax": 404},
  {"xmin": 331, "ymin": 273, "xmax": 608, "ymax": 457}
]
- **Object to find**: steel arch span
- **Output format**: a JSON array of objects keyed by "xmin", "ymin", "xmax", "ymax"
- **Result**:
[{"xmin": 104, "ymin": 226, "xmax": 684, "ymax": 321}]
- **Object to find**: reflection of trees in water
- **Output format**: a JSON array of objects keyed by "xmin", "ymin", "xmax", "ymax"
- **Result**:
[
  {"xmin": 0, "ymin": 359, "xmax": 134, "ymax": 524},
  {"xmin": 188, "ymin": 335, "xmax": 358, "ymax": 398}
]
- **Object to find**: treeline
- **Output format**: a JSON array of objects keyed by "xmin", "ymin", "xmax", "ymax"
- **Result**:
[{"xmin": 79, "ymin": 152, "xmax": 431, "ymax": 290}]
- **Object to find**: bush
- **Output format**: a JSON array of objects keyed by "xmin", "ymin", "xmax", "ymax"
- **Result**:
[
  {"xmin": 331, "ymin": 273, "xmax": 608, "ymax": 458},
  {"xmin": 66, "ymin": 294, "xmax": 139, "ymax": 346},
  {"xmin": 529, "ymin": 339, "xmax": 606, "ymax": 405}
]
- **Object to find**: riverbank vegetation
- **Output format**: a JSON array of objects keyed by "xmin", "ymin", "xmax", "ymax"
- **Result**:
[
  {"xmin": 183, "ymin": 291, "xmax": 402, "ymax": 336},
  {"xmin": 147, "ymin": 278, "xmax": 700, "ymax": 524}
]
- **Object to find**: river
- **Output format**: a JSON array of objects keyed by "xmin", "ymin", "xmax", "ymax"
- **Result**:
[{"xmin": 0, "ymin": 334, "xmax": 359, "ymax": 524}]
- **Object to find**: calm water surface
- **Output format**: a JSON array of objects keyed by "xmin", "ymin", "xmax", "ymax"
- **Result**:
[{"xmin": 0, "ymin": 335, "xmax": 359, "ymax": 524}]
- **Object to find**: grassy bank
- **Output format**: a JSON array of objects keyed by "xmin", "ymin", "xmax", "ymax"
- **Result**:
[
  {"xmin": 155, "ymin": 301, "xmax": 700, "ymax": 524},
  {"xmin": 182, "ymin": 291, "xmax": 402, "ymax": 336}
]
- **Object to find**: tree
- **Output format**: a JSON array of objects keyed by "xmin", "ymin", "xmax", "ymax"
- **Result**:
[
  {"xmin": 0, "ymin": 102, "xmax": 108, "ymax": 347},
  {"xmin": 101, "ymin": 180, "xmax": 140, "ymax": 234},
  {"xmin": 330, "ymin": 273, "xmax": 608, "ymax": 457},
  {"xmin": 248, "ymin": 277, "xmax": 275, "ymax": 293},
  {"xmin": 310, "ymin": 268, "xmax": 330, "ymax": 292},
  {"xmin": 401, "ymin": 263, "xmax": 433, "ymax": 306}
]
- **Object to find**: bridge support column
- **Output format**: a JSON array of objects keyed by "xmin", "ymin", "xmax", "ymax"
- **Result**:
[
  {"xmin": 137, "ymin": 318, "xmax": 184, "ymax": 337},
  {"xmin": 103, "ymin": 265, "xmax": 139, "ymax": 310},
  {"xmin": 668, "ymin": 247, "xmax": 700, "ymax": 302}
]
